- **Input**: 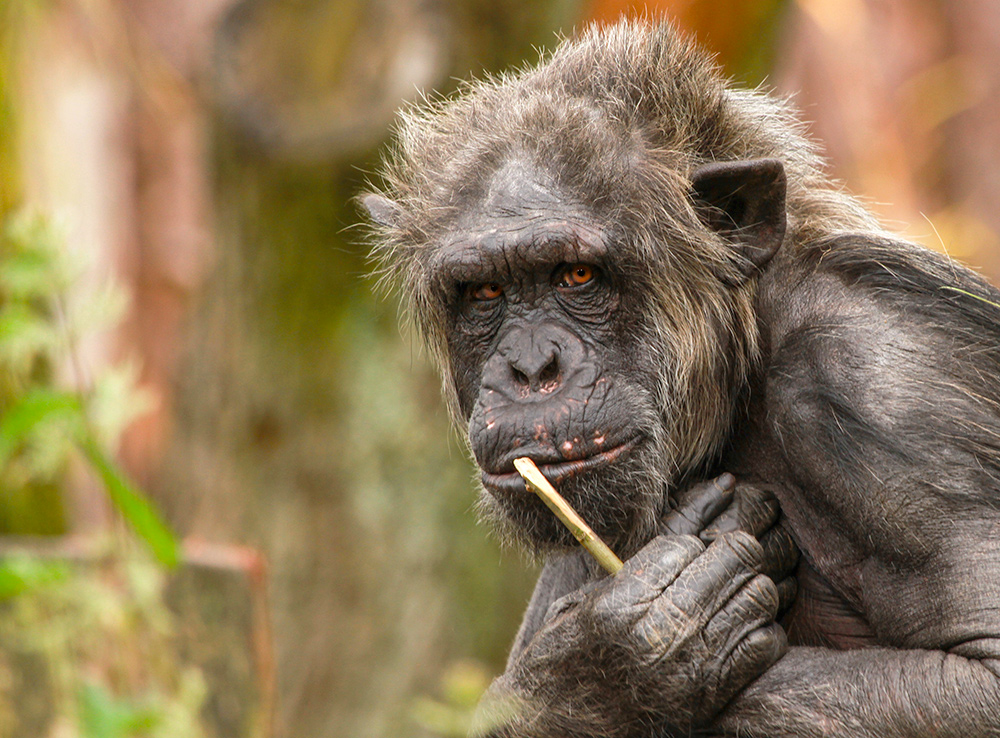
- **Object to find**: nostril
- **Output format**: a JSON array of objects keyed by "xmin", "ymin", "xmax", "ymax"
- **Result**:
[
  {"xmin": 506, "ymin": 344, "xmax": 562, "ymax": 393},
  {"xmin": 538, "ymin": 357, "xmax": 560, "ymax": 387}
]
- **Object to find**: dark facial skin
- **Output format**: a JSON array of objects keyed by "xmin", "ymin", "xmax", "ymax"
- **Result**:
[{"xmin": 440, "ymin": 165, "xmax": 668, "ymax": 554}]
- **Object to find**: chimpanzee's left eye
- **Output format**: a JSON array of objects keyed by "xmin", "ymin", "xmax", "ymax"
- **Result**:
[{"xmin": 556, "ymin": 264, "xmax": 597, "ymax": 289}]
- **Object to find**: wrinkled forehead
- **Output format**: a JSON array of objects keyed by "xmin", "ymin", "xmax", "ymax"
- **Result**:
[{"xmin": 451, "ymin": 153, "xmax": 577, "ymax": 223}]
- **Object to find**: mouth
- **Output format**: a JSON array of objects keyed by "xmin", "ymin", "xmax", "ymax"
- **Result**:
[{"xmin": 480, "ymin": 435, "xmax": 642, "ymax": 495}]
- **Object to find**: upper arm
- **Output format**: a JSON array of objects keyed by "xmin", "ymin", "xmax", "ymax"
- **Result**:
[{"xmin": 860, "ymin": 514, "xmax": 1000, "ymax": 658}]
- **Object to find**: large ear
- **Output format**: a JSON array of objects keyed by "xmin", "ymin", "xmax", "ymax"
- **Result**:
[
  {"xmin": 690, "ymin": 158, "xmax": 786, "ymax": 276},
  {"xmin": 359, "ymin": 192, "xmax": 406, "ymax": 229}
]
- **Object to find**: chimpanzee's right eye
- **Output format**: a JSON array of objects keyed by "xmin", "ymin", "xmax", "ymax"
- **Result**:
[{"xmin": 468, "ymin": 282, "xmax": 504, "ymax": 301}]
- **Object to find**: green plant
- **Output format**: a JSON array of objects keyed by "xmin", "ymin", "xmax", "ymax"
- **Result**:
[
  {"xmin": 0, "ymin": 211, "xmax": 209, "ymax": 737},
  {"xmin": 0, "ymin": 211, "xmax": 176, "ymax": 563}
]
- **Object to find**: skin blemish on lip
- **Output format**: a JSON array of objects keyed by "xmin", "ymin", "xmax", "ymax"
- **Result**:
[
  {"xmin": 594, "ymin": 435, "xmax": 606, "ymax": 445},
  {"xmin": 562, "ymin": 440, "xmax": 574, "ymax": 453}
]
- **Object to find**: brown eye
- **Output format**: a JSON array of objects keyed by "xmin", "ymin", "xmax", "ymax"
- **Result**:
[
  {"xmin": 558, "ymin": 264, "xmax": 595, "ymax": 288},
  {"xmin": 470, "ymin": 282, "xmax": 504, "ymax": 301}
]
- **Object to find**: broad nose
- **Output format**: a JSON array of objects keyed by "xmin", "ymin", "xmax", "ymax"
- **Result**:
[
  {"xmin": 497, "ymin": 327, "xmax": 564, "ymax": 395},
  {"xmin": 508, "ymin": 340, "xmax": 561, "ymax": 393}
]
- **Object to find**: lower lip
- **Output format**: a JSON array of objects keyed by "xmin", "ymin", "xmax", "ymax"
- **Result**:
[{"xmin": 481, "ymin": 436, "xmax": 642, "ymax": 493}]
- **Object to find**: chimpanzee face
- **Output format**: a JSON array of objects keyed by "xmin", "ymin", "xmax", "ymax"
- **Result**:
[{"xmin": 434, "ymin": 161, "xmax": 668, "ymax": 553}]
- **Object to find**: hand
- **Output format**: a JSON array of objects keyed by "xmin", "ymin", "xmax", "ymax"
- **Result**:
[
  {"xmin": 478, "ymin": 474, "xmax": 798, "ymax": 737},
  {"xmin": 664, "ymin": 474, "xmax": 800, "ymax": 610}
]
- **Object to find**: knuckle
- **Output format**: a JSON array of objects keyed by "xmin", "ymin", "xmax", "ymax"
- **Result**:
[
  {"xmin": 776, "ymin": 576, "xmax": 798, "ymax": 610},
  {"xmin": 636, "ymin": 533, "xmax": 705, "ymax": 567},
  {"xmin": 586, "ymin": 593, "xmax": 619, "ymax": 632},
  {"xmin": 757, "ymin": 622, "xmax": 789, "ymax": 663},
  {"xmin": 736, "ymin": 482, "xmax": 776, "ymax": 505},
  {"xmin": 586, "ymin": 585, "xmax": 635, "ymax": 634},
  {"xmin": 760, "ymin": 527, "xmax": 800, "ymax": 573},
  {"xmin": 720, "ymin": 530, "xmax": 763, "ymax": 565},
  {"xmin": 746, "ymin": 574, "xmax": 780, "ymax": 616},
  {"xmin": 735, "ymin": 622, "xmax": 788, "ymax": 670},
  {"xmin": 633, "ymin": 605, "xmax": 684, "ymax": 654},
  {"xmin": 675, "ymin": 532, "xmax": 707, "ymax": 557},
  {"xmin": 774, "ymin": 527, "xmax": 800, "ymax": 557},
  {"xmin": 733, "ymin": 483, "xmax": 781, "ymax": 535},
  {"xmin": 545, "ymin": 591, "xmax": 582, "ymax": 620}
]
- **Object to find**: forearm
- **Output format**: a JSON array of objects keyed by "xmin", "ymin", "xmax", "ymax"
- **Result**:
[
  {"xmin": 471, "ymin": 670, "xmax": 623, "ymax": 738},
  {"xmin": 715, "ymin": 646, "xmax": 1000, "ymax": 737},
  {"xmin": 476, "ymin": 638, "xmax": 676, "ymax": 738}
]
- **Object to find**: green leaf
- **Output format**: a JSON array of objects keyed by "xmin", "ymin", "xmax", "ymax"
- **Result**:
[
  {"xmin": 79, "ymin": 681, "xmax": 161, "ymax": 738},
  {"xmin": 0, "ymin": 303, "xmax": 59, "ymax": 365},
  {"xmin": 0, "ymin": 388, "xmax": 81, "ymax": 469},
  {"xmin": 0, "ymin": 246, "xmax": 60, "ymax": 298},
  {"xmin": 0, "ymin": 556, "xmax": 70, "ymax": 600},
  {"xmin": 79, "ymin": 438, "xmax": 180, "ymax": 568}
]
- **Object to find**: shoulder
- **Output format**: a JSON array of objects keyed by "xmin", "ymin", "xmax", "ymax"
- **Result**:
[
  {"xmin": 758, "ymin": 233, "xmax": 1000, "ymax": 378},
  {"xmin": 791, "ymin": 233, "xmax": 1000, "ymax": 332},
  {"xmin": 754, "ymin": 233, "xmax": 1000, "ymax": 505}
]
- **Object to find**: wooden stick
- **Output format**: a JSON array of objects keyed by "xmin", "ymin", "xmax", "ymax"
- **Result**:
[{"xmin": 513, "ymin": 457, "xmax": 624, "ymax": 575}]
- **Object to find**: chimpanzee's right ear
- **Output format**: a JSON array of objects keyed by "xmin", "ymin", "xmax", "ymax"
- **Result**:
[{"xmin": 360, "ymin": 193, "xmax": 406, "ymax": 229}]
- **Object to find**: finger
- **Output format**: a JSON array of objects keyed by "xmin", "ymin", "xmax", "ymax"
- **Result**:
[
  {"xmin": 757, "ymin": 525, "xmax": 800, "ymax": 581},
  {"xmin": 667, "ymin": 531, "xmax": 763, "ymax": 619},
  {"xmin": 592, "ymin": 535, "xmax": 707, "ymax": 631},
  {"xmin": 775, "ymin": 577, "xmax": 797, "ymax": 617},
  {"xmin": 621, "ymin": 533, "xmax": 706, "ymax": 593},
  {"xmin": 734, "ymin": 484, "xmax": 781, "ymax": 538},
  {"xmin": 694, "ymin": 621, "xmax": 787, "ymax": 725},
  {"xmin": 544, "ymin": 578, "xmax": 602, "ymax": 621},
  {"xmin": 701, "ymin": 483, "xmax": 781, "ymax": 543},
  {"xmin": 661, "ymin": 473, "xmax": 736, "ymax": 537},
  {"xmin": 721, "ymin": 623, "xmax": 788, "ymax": 699},
  {"xmin": 700, "ymin": 501, "xmax": 739, "ymax": 543},
  {"xmin": 703, "ymin": 573, "xmax": 779, "ymax": 654}
]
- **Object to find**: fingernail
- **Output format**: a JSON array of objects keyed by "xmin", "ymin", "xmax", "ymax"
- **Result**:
[{"xmin": 715, "ymin": 472, "xmax": 736, "ymax": 490}]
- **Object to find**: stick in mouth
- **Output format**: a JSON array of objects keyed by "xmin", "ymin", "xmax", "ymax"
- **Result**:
[{"xmin": 513, "ymin": 457, "xmax": 624, "ymax": 575}]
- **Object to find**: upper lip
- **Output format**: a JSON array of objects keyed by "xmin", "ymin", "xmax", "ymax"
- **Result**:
[{"xmin": 481, "ymin": 435, "xmax": 642, "ymax": 490}]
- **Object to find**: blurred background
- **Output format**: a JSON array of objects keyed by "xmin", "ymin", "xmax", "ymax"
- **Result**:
[{"xmin": 1, "ymin": 0, "xmax": 999, "ymax": 736}]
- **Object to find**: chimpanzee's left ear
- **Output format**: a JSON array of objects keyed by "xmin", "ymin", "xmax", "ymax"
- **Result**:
[{"xmin": 690, "ymin": 158, "xmax": 786, "ymax": 277}]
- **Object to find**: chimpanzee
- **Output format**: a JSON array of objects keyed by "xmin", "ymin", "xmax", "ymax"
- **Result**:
[{"xmin": 361, "ymin": 19, "xmax": 1000, "ymax": 738}]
